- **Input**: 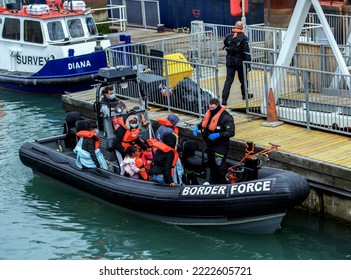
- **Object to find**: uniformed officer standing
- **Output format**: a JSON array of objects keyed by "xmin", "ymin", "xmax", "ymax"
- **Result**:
[
  {"xmin": 193, "ymin": 98, "xmax": 235, "ymax": 184},
  {"xmin": 221, "ymin": 20, "xmax": 252, "ymax": 105}
]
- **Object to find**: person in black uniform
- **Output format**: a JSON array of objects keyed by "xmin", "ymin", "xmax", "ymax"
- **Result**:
[
  {"xmin": 221, "ymin": 21, "xmax": 252, "ymax": 105},
  {"xmin": 193, "ymin": 98, "xmax": 235, "ymax": 184}
]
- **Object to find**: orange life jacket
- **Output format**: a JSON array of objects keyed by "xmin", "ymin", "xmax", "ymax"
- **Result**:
[
  {"xmin": 112, "ymin": 116, "xmax": 121, "ymax": 131},
  {"xmin": 157, "ymin": 118, "xmax": 179, "ymax": 135},
  {"xmin": 149, "ymin": 139, "xmax": 178, "ymax": 177},
  {"xmin": 135, "ymin": 155, "xmax": 149, "ymax": 180},
  {"xmin": 139, "ymin": 149, "xmax": 153, "ymax": 170},
  {"xmin": 231, "ymin": 28, "xmax": 245, "ymax": 38},
  {"xmin": 201, "ymin": 106, "xmax": 226, "ymax": 132},
  {"xmin": 114, "ymin": 117, "xmax": 141, "ymax": 149},
  {"xmin": 76, "ymin": 130, "xmax": 100, "ymax": 150}
]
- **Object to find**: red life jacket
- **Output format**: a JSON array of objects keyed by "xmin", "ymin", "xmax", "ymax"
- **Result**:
[
  {"xmin": 149, "ymin": 139, "xmax": 178, "ymax": 177},
  {"xmin": 115, "ymin": 117, "xmax": 141, "ymax": 149},
  {"xmin": 76, "ymin": 130, "xmax": 100, "ymax": 150},
  {"xmin": 201, "ymin": 106, "xmax": 226, "ymax": 132},
  {"xmin": 157, "ymin": 118, "xmax": 179, "ymax": 135}
]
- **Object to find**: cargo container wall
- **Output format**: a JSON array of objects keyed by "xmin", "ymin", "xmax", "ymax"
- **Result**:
[{"xmin": 158, "ymin": 0, "xmax": 264, "ymax": 29}]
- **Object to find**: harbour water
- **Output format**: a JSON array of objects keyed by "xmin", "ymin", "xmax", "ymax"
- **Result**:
[{"xmin": 0, "ymin": 90, "xmax": 351, "ymax": 260}]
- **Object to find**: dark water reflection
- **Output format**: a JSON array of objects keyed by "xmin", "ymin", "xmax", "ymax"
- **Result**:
[{"xmin": 19, "ymin": 175, "xmax": 351, "ymax": 260}]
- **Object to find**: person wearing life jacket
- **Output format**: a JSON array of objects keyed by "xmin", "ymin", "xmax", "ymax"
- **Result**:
[
  {"xmin": 221, "ymin": 20, "xmax": 252, "ymax": 105},
  {"xmin": 193, "ymin": 98, "xmax": 235, "ymax": 184},
  {"xmin": 149, "ymin": 132, "xmax": 179, "ymax": 187},
  {"xmin": 154, "ymin": 114, "xmax": 184, "ymax": 184},
  {"xmin": 73, "ymin": 121, "xmax": 108, "ymax": 170},
  {"xmin": 121, "ymin": 145, "xmax": 149, "ymax": 180},
  {"xmin": 110, "ymin": 110, "xmax": 147, "ymax": 158},
  {"xmin": 155, "ymin": 113, "xmax": 180, "ymax": 142}
]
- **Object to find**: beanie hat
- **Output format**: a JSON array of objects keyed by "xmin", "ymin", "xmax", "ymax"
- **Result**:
[
  {"xmin": 167, "ymin": 114, "xmax": 180, "ymax": 126},
  {"xmin": 87, "ymin": 121, "xmax": 97, "ymax": 130}
]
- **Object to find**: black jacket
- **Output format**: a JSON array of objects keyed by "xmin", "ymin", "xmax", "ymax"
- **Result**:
[
  {"xmin": 196, "ymin": 106, "xmax": 235, "ymax": 154},
  {"xmin": 150, "ymin": 133, "xmax": 177, "ymax": 184},
  {"xmin": 150, "ymin": 150, "xmax": 175, "ymax": 184},
  {"xmin": 224, "ymin": 31, "xmax": 251, "ymax": 67},
  {"xmin": 100, "ymin": 95, "xmax": 119, "ymax": 107}
]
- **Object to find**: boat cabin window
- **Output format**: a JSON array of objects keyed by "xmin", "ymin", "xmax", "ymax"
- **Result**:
[
  {"xmin": 47, "ymin": 21, "xmax": 65, "ymax": 41},
  {"xmin": 24, "ymin": 20, "xmax": 43, "ymax": 44},
  {"xmin": 67, "ymin": 19, "xmax": 84, "ymax": 38},
  {"xmin": 85, "ymin": 16, "xmax": 97, "ymax": 36},
  {"xmin": 2, "ymin": 18, "xmax": 20, "ymax": 41}
]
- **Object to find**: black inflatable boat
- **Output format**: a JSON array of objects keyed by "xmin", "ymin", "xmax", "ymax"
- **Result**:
[
  {"xmin": 19, "ymin": 115, "xmax": 310, "ymax": 234},
  {"xmin": 18, "ymin": 67, "xmax": 310, "ymax": 234}
]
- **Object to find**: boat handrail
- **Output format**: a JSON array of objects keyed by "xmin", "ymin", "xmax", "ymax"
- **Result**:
[{"xmin": 46, "ymin": 35, "xmax": 107, "ymax": 46}]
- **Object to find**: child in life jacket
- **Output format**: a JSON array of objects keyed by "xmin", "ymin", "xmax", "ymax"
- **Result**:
[{"xmin": 122, "ymin": 146, "xmax": 147, "ymax": 179}]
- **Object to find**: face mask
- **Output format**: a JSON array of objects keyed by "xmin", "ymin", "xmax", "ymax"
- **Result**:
[
  {"xmin": 109, "ymin": 93, "xmax": 116, "ymax": 100},
  {"xmin": 209, "ymin": 104, "xmax": 218, "ymax": 111},
  {"xmin": 130, "ymin": 123, "xmax": 138, "ymax": 128},
  {"xmin": 95, "ymin": 129, "xmax": 99, "ymax": 135}
]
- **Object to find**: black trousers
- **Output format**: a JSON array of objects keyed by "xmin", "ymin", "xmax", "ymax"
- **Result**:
[
  {"xmin": 221, "ymin": 64, "xmax": 247, "ymax": 104},
  {"xmin": 207, "ymin": 147, "xmax": 228, "ymax": 184}
]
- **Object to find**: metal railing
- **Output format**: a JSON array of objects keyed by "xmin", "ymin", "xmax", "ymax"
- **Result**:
[
  {"xmin": 306, "ymin": 12, "xmax": 351, "ymax": 45},
  {"xmin": 110, "ymin": 0, "xmax": 160, "ymax": 28},
  {"xmin": 101, "ymin": 12, "xmax": 351, "ymax": 134},
  {"xmin": 106, "ymin": 48, "xmax": 219, "ymax": 116},
  {"xmin": 201, "ymin": 11, "xmax": 351, "ymax": 66},
  {"xmin": 245, "ymin": 61, "xmax": 351, "ymax": 135},
  {"xmin": 92, "ymin": 4, "xmax": 127, "ymax": 32},
  {"xmin": 108, "ymin": 30, "xmax": 219, "ymax": 66}
]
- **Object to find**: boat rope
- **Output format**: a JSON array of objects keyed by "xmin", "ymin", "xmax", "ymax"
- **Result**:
[{"xmin": 236, "ymin": 142, "xmax": 280, "ymax": 167}]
